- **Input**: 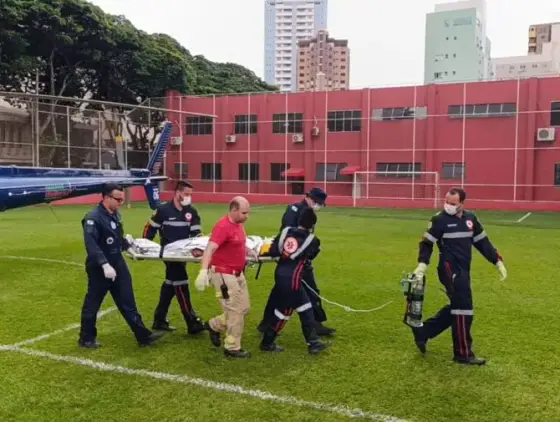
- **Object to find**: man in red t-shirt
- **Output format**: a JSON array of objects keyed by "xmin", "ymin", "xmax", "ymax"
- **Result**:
[{"xmin": 195, "ymin": 196, "xmax": 257, "ymax": 358}]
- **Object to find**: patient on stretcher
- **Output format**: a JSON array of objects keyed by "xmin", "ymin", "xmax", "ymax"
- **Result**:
[{"xmin": 126, "ymin": 234, "xmax": 274, "ymax": 262}]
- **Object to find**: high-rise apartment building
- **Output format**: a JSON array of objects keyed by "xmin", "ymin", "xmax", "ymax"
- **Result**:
[
  {"xmin": 264, "ymin": 0, "xmax": 328, "ymax": 92},
  {"xmin": 296, "ymin": 30, "xmax": 349, "ymax": 91},
  {"xmin": 528, "ymin": 22, "xmax": 560, "ymax": 54},
  {"xmin": 424, "ymin": 0, "xmax": 492, "ymax": 84},
  {"xmin": 492, "ymin": 22, "xmax": 560, "ymax": 79}
]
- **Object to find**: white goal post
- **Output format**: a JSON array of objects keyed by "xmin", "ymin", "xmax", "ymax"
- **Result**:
[{"xmin": 352, "ymin": 171, "xmax": 440, "ymax": 208}]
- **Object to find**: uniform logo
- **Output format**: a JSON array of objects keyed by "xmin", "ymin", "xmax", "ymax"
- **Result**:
[
  {"xmin": 466, "ymin": 220, "xmax": 473, "ymax": 230},
  {"xmin": 185, "ymin": 213, "xmax": 192, "ymax": 221},
  {"xmin": 86, "ymin": 220, "xmax": 94, "ymax": 226},
  {"xmin": 110, "ymin": 222, "xmax": 116, "ymax": 229},
  {"xmin": 283, "ymin": 236, "xmax": 299, "ymax": 254},
  {"xmin": 106, "ymin": 237, "xmax": 114, "ymax": 244},
  {"xmin": 153, "ymin": 189, "xmax": 160, "ymax": 201}
]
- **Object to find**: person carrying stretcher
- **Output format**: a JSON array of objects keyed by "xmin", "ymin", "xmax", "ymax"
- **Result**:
[{"xmin": 259, "ymin": 207, "xmax": 330, "ymax": 355}]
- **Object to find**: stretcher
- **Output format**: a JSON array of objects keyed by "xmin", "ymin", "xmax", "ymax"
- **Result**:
[{"xmin": 124, "ymin": 234, "xmax": 277, "ymax": 264}]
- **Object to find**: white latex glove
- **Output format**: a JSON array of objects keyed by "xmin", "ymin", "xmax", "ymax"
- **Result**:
[
  {"xmin": 195, "ymin": 269, "xmax": 210, "ymax": 292},
  {"xmin": 125, "ymin": 234, "xmax": 135, "ymax": 247},
  {"xmin": 102, "ymin": 263, "xmax": 116, "ymax": 281},
  {"xmin": 496, "ymin": 261, "xmax": 507, "ymax": 281},
  {"xmin": 413, "ymin": 263, "xmax": 427, "ymax": 282}
]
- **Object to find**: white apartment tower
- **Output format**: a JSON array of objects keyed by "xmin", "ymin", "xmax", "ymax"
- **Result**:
[{"xmin": 264, "ymin": 0, "xmax": 328, "ymax": 92}]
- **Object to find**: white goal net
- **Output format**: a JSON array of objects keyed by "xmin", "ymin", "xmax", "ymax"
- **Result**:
[{"xmin": 352, "ymin": 171, "xmax": 440, "ymax": 208}]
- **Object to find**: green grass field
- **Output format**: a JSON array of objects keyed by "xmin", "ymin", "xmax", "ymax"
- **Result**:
[{"xmin": 0, "ymin": 203, "xmax": 559, "ymax": 422}]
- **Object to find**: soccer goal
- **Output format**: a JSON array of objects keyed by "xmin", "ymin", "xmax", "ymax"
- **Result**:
[{"xmin": 352, "ymin": 171, "xmax": 440, "ymax": 208}]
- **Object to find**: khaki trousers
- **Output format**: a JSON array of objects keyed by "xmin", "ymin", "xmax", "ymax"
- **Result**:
[{"xmin": 208, "ymin": 268, "xmax": 250, "ymax": 351}]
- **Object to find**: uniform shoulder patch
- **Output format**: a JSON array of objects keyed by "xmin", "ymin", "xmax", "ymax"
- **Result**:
[
  {"xmin": 86, "ymin": 219, "xmax": 95, "ymax": 225},
  {"xmin": 291, "ymin": 205, "xmax": 298, "ymax": 212}
]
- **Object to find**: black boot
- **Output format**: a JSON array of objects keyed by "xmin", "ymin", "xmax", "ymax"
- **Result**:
[
  {"xmin": 315, "ymin": 321, "xmax": 336, "ymax": 337},
  {"xmin": 453, "ymin": 355, "xmax": 487, "ymax": 365},
  {"xmin": 78, "ymin": 340, "xmax": 101, "ymax": 349},
  {"xmin": 224, "ymin": 348, "xmax": 251, "ymax": 358},
  {"xmin": 203, "ymin": 322, "xmax": 221, "ymax": 347},
  {"xmin": 308, "ymin": 340, "xmax": 330, "ymax": 355},
  {"xmin": 411, "ymin": 326, "xmax": 427, "ymax": 354},
  {"xmin": 152, "ymin": 320, "xmax": 176, "ymax": 332},
  {"xmin": 260, "ymin": 328, "xmax": 284, "ymax": 352},
  {"xmin": 138, "ymin": 331, "xmax": 165, "ymax": 347},
  {"xmin": 187, "ymin": 317, "xmax": 205, "ymax": 335}
]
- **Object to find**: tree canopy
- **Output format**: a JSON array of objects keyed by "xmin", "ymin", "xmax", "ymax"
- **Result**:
[{"xmin": 0, "ymin": 0, "xmax": 277, "ymax": 165}]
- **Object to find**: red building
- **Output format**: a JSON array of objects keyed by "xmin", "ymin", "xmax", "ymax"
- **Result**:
[{"xmin": 163, "ymin": 77, "xmax": 560, "ymax": 211}]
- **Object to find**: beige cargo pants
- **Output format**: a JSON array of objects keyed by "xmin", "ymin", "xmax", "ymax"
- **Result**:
[{"xmin": 208, "ymin": 267, "xmax": 250, "ymax": 351}]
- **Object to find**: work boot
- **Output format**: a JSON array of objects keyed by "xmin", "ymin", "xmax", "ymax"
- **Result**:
[
  {"xmin": 152, "ymin": 320, "xmax": 176, "ymax": 332},
  {"xmin": 138, "ymin": 331, "xmax": 165, "ymax": 347},
  {"xmin": 411, "ymin": 326, "xmax": 427, "ymax": 354},
  {"xmin": 204, "ymin": 322, "xmax": 221, "ymax": 347},
  {"xmin": 224, "ymin": 348, "xmax": 251, "ymax": 358},
  {"xmin": 78, "ymin": 340, "xmax": 101, "ymax": 349},
  {"xmin": 308, "ymin": 340, "xmax": 330, "ymax": 355},
  {"xmin": 187, "ymin": 317, "xmax": 206, "ymax": 335},
  {"xmin": 260, "ymin": 343, "xmax": 285, "ymax": 352},
  {"xmin": 315, "ymin": 322, "xmax": 336, "ymax": 337},
  {"xmin": 453, "ymin": 355, "xmax": 487, "ymax": 366}
]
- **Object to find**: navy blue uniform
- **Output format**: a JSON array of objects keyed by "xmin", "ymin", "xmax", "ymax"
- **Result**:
[
  {"xmin": 143, "ymin": 201, "xmax": 204, "ymax": 333},
  {"xmin": 260, "ymin": 226, "xmax": 324, "ymax": 351},
  {"xmin": 416, "ymin": 210, "xmax": 502, "ymax": 360},
  {"xmin": 79, "ymin": 202, "xmax": 153, "ymax": 345},
  {"xmin": 259, "ymin": 200, "xmax": 328, "ymax": 328}
]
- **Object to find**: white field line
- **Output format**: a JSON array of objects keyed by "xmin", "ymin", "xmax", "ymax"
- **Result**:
[
  {"xmin": 0, "ymin": 345, "xmax": 409, "ymax": 422},
  {"xmin": 0, "ymin": 255, "xmax": 83, "ymax": 267},
  {"xmin": 9, "ymin": 307, "xmax": 117, "ymax": 347},
  {"xmin": 0, "ymin": 255, "xmax": 409, "ymax": 421},
  {"xmin": 516, "ymin": 212, "xmax": 532, "ymax": 223}
]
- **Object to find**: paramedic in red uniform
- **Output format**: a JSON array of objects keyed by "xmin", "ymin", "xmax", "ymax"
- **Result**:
[{"xmin": 195, "ymin": 196, "xmax": 257, "ymax": 358}]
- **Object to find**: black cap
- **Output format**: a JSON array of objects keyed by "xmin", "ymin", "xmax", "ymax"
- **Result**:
[
  {"xmin": 298, "ymin": 207, "xmax": 317, "ymax": 229},
  {"xmin": 306, "ymin": 187, "xmax": 327, "ymax": 205}
]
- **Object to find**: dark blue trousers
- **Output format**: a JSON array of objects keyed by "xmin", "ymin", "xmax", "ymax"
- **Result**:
[
  {"xmin": 79, "ymin": 259, "xmax": 152, "ymax": 343},
  {"xmin": 259, "ymin": 264, "xmax": 327, "ymax": 326},
  {"xmin": 421, "ymin": 260, "xmax": 475, "ymax": 359}
]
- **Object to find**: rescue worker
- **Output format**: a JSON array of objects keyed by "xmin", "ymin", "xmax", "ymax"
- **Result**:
[
  {"xmin": 142, "ymin": 180, "xmax": 205, "ymax": 335},
  {"xmin": 194, "ymin": 196, "xmax": 257, "ymax": 358},
  {"xmin": 257, "ymin": 187, "xmax": 335, "ymax": 336},
  {"xmin": 78, "ymin": 183, "xmax": 164, "ymax": 348},
  {"xmin": 259, "ymin": 207, "xmax": 330, "ymax": 355},
  {"xmin": 410, "ymin": 187, "xmax": 508, "ymax": 365}
]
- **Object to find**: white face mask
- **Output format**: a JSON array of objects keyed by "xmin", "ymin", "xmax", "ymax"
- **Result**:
[
  {"xmin": 312, "ymin": 203, "xmax": 322, "ymax": 211},
  {"xmin": 444, "ymin": 203, "xmax": 458, "ymax": 215},
  {"xmin": 181, "ymin": 196, "xmax": 191, "ymax": 206}
]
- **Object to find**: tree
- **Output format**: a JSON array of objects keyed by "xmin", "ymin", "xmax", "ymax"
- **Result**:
[{"xmin": 0, "ymin": 0, "xmax": 277, "ymax": 167}]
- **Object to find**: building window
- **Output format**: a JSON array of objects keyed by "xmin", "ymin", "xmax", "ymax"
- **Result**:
[
  {"xmin": 174, "ymin": 163, "xmax": 188, "ymax": 179},
  {"xmin": 327, "ymin": 110, "xmax": 361, "ymax": 132},
  {"xmin": 185, "ymin": 116, "xmax": 213, "ymax": 135},
  {"xmin": 272, "ymin": 113, "xmax": 304, "ymax": 133},
  {"xmin": 234, "ymin": 115, "xmax": 258, "ymax": 134},
  {"xmin": 315, "ymin": 163, "xmax": 351, "ymax": 181},
  {"xmin": 375, "ymin": 163, "xmax": 422, "ymax": 178},
  {"xmin": 201, "ymin": 163, "xmax": 222, "ymax": 181},
  {"xmin": 239, "ymin": 163, "xmax": 260, "ymax": 181},
  {"xmin": 442, "ymin": 162, "xmax": 465, "ymax": 179},
  {"xmin": 551, "ymin": 102, "xmax": 560, "ymax": 126},
  {"xmin": 271, "ymin": 163, "xmax": 290, "ymax": 181},
  {"xmin": 448, "ymin": 103, "xmax": 517, "ymax": 118},
  {"xmin": 373, "ymin": 107, "xmax": 428, "ymax": 121},
  {"xmin": 555, "ymin": 164, "xmax": 560, "ymax": 186}
]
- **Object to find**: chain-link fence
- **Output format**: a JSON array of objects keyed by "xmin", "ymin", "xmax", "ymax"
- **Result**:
[{"xmin": 0, "ymin": 93, "xmax": 192, "ymax": 174}]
